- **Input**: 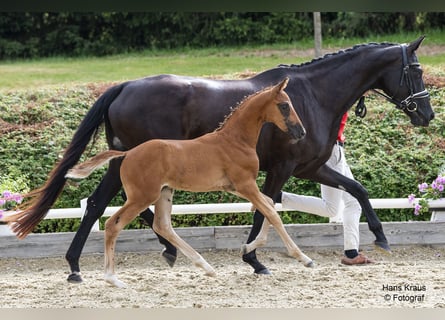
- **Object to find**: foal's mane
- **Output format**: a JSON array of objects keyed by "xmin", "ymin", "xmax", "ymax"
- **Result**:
[
  {"xmin": 215, "ymin": 84, "xmax": 275, "ymax": 132},
  {"xmin": 278, "ymin": 41, "xmax": 398, "ymax": 69}
]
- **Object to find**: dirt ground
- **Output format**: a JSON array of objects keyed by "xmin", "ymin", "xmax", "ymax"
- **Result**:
[{"xmin": 0, "ymin": 245, "xmax": 443, "ymax": 308}]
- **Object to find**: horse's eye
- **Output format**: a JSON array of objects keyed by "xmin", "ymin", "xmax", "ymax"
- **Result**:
[
  {"xmin": 413, "ymin": 69, "xmax": 423, "ymax": 79},
  {"xmin": 278, "ymin": 102, "xmax": 289, "ymax": 112}
]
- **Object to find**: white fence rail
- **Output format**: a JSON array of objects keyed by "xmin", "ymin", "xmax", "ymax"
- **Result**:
[
  {"xmin": 1, "ymin": 198, "xmax": 445, "ymax": 236},
  {"xmin": 46, "ymin": 197, "xmax": 445, "ymax": 218}
]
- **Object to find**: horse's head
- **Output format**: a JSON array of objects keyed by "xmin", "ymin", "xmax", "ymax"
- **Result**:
[
  {"xmin": 378, "ymin": 36, "xmax": 434, "ymax": 127},
  {"xmin": 271, "ymin": 78, "xmax": 306, "ymax": 143}
]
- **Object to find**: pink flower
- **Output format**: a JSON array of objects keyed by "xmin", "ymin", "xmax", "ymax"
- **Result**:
[
  {"xmin": 414, "ymin": 203, "xmax": 422, "ymax": 216},
  {"xmin": 0, "ymin": 190, "xmax": 24, "ymax": 211},
  {"xmin": 2, "ymin": 190, "xmax": 12, "ymax": 198},
  {"xmin": 436, "ymin": 175, "xmax": 445, "ymax": 185},
  {"xmin": 431, "ymin": 180, "xmax": 438, "ymax": 190},
  {"xmin": 12, "ymin": 193, "xmax": 23, "ymax": 204},
  {"xmin": 418, "ymin": 182, "xmax": 429, "ymax": 193}
]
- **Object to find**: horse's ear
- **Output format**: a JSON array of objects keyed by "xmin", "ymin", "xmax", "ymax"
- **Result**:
[
  {"xmin": 407, "ymin": 35, "xmax": 425, "ymax": 52},
  {"xmin": 276, "ymin": 77, "xmax": 289, "ymax": 92}
]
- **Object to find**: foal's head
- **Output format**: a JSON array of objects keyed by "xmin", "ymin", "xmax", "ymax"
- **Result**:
[{"xmin": 267, "ymin": 78, "xmax": 306, "ymax": 143}]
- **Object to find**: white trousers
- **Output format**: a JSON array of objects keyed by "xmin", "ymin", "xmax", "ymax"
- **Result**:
[{"xmin": 281, "ymin": 144, "xmax": 361, "ymax": 251}]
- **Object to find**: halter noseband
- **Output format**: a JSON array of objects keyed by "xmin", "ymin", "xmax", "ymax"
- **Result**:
[{"xmin": 372, "ymin": 44, "xmax": 429, "ymax": 113}]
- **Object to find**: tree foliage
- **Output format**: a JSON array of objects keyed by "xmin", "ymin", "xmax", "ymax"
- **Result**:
[{"xmin": 0, "ymin": 12, "xmax": 444, "ymax": 60}]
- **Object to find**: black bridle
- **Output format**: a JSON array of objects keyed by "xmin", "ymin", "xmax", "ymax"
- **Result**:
[{"xmin": 372, "ymin": 44, "xmax": 430, "ymax": 113}]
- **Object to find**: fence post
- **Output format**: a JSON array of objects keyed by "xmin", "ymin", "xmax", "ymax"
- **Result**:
[{"xmin": 313, "ymin": 12, "xmax": 322, "ymax": 58}]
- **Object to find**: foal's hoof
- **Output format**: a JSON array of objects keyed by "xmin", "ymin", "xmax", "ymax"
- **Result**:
[
  {"xmin": 254, "ymin": 267, "xmax": 272, "ymax": 275},
  {"xmin": 161, "ymin": 248, "xmax": 177, "ymax": 268},
  {"xmin": 104, "ymin": 274, "xmax": 127, "ymax": 288},
  {"xmin": 374, "ymin": 240, "xmax": 392, "ymax": 254},
  {"xmin": 304, "ymin": 260, "xmax": 315, "ymax": 268},
  {"xmin": 67, "ymin": 272, "xmax": 83, "ymax": 284},
  {"xmin": 205, "ymin": 270, "xmax": 217, "ymax": 277}
]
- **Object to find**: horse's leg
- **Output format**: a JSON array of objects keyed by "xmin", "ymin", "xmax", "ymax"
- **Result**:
[
  {"xmin": 120, "ymin": 188, "xmax": 178, "ymax": 267},
  {"xmin": 239, "ymin": 184, "xmax": 313, "ymax": 267},
  {"xmin": 241, "ymin": 196, "xmax": 272, "ymax": 254},
  {"xmin": 139, "ymin": 208, "xmax": 177, "ymax": 267},
  {"xmin": 65, "ymin": 159, "xmax": 123, "ymax": 283},
  {"xmin": 242, "ymin": 214, "xmax": 270, "ymax": 254},
  {"xmin": 104, "ymin": 199, "xmax": 152, "ymax": 288},
  {"xmin": 241, "ymin": 210, "xmax": 270, "ymax": 273},
  {"xmin": 242, "ymin": 164, "xmax": 294, "ymax": 274},
  {"xmin": 121, "ymin": 186, "xmax": 177, "ymax": 266},
  {"xmin": 311, "ymin": 164, "xmax": 390, "ymax": 252},
  {"xmin": 152, "ymin": 187, "xmax": 216, "ymax": 277}
]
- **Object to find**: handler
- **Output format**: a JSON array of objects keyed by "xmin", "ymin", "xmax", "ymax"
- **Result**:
[{"xmin": 274, "ymin": 112, "xmax": 374, "ymax": 265}]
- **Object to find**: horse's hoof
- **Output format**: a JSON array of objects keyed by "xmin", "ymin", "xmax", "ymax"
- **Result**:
[
  {"xmin": 205, "ymin": 270, "xmax": 217, "ymax": 277},
  {"xmin": 161, "ymin": 248, "xmax": 177, "ymax": 268},
  {"xmin": 255, "ymin": 267, "xmax": 271, "ymax": 275},
  {"xmin": 304, "ymin": 260, "xmax": 315, "ymax": 268},
  {"xmin": 374, "ymin": 240, "xmax": 392, "ymax": 254},
  {"xmin": 104, "ymin": 274, "xmax": 127, "ymax": 288},
  {"xmin": 67, "ymin": 272, "xmax": 83, "ymax": 283}
]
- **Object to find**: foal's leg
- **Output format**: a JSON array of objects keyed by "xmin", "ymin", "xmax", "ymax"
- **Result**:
[
  {"xmin": 240, "ymin": 184, "xmax": 313, "ymax": 268},
  {"xmin": 153, "ymin": 187, "xmax": 216, "ymax": 277},
  {"xmin": 104, "ymin": 201, "xmax": 151, "ymax": 288},
  {"xmin": 139, "ymin": 208, "xmax": 178, "ymax": 267},
  {"xmin": 121, "ymin": 190, "xmax": 177, "ymax": 266},
  {"xmin": 241, "ymin": 195, "xmax": 273, "ymax": 254},
  {"xmin": 242, "ymin": 216, "xmax": 270, "ymax": 255}
]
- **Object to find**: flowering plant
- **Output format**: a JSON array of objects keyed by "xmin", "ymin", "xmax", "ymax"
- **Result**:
[
  {"xmin": 408, "ymin": 174, "xmax": 445, "ymax": 216},
  {"xmin": 0, "ymin": 190, "xmax": 23, "ymax": 219}
]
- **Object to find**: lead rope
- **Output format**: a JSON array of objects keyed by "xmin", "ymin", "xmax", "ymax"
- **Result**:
[{"xmin": 355, "ymin": 96, "xmax": 367, "ymax": 118}]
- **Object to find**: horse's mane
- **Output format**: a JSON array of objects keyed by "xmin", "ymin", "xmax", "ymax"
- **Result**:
[
  {"xmin": 216, "ymin": 42, "xmax": 399, "ymax": 131},
  {"xmin": 215, "ymin": 84, "xmax": 274, "ymax": 131},
  {"xmin": 278, "ymin": 41, "xmax": 398, "ymax": 69}
]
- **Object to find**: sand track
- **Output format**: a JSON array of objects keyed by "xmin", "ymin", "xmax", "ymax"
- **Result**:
[{"xmin": 1, "ymin": 245, "xmax": 443, "ymax": 308}]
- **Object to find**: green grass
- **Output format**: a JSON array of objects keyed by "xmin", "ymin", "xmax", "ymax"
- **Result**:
[
  {"xmin": 323, "ymin": 28, "xmax": 445, "ymax": 46},
  {"xmin": 0, "ymin": 46, "xmax": 310, "ymax": 90},
  {"xmin": 1, "ymin": 29, "xmax": 444, "ymax": 91}
]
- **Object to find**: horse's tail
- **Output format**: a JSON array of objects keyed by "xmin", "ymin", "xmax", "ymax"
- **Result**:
[
  {"xmin": 1, "ymin": 83, "xmax": 127, "ymax": 239},
  {"xmin": 65, "ymin": 150, "xmax": 126, "ymax": 179}
]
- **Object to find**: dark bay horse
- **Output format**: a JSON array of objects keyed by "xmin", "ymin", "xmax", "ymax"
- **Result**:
[
  {"xmin": 2, "ymin": 36, "xmax": 434, "ymax": 281},
  {"xmin": 65, "ymin": 78, "xmax": 311, "ymax": 287}
]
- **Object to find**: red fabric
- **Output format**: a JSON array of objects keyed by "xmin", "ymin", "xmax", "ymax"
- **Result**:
[{"xmin": 337, "ymin": 113, "xmax": 348, "ymax": 143}]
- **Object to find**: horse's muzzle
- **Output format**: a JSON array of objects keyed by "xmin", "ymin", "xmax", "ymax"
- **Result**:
[
  {"xmin": 289, "ymin": 124, "xmax": 306, "ymax": 143},
  {"xmin": 410, "ymin": 108, "xmax": 435, "ymax": 127}
]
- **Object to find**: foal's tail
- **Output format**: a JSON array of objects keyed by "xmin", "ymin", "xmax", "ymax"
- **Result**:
[
  {"xmin": 1, "ymin": 83, "xmax": 127, "ymax": 239},
  {"xmin": 65, "ymin": 150, "xmax": 126, "ymax": 179}
]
